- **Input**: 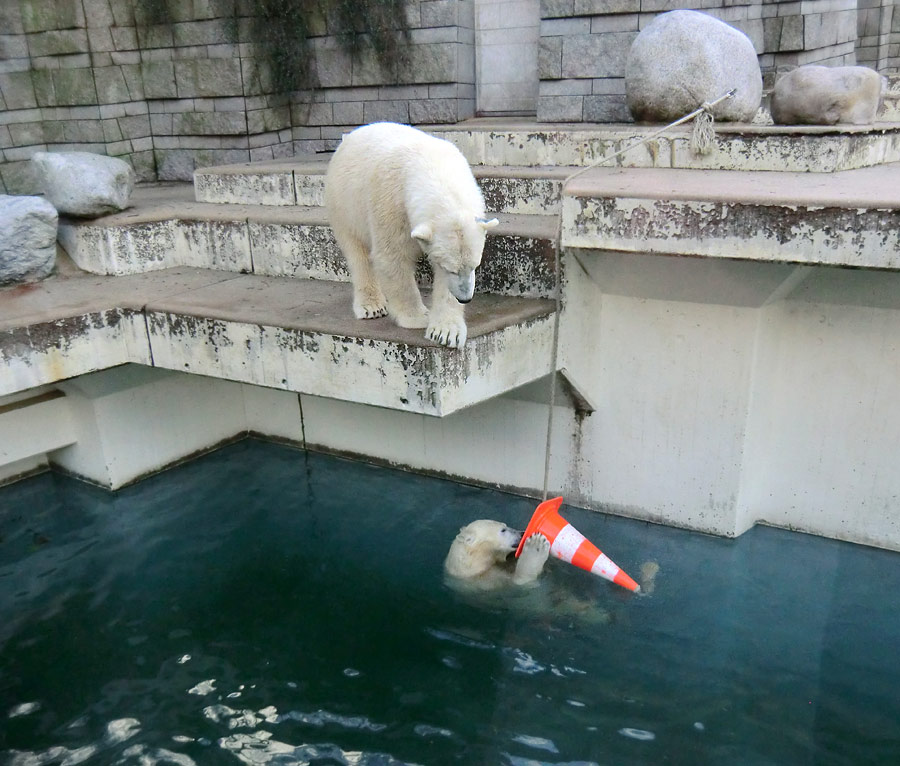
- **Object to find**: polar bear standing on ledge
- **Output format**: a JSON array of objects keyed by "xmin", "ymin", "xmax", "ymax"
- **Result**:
[{"xmin": 324, "ymin": 122, "xmax": 498, "ymax": 349}]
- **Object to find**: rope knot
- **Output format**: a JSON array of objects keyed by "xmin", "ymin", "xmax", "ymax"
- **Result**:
[{"xmin": 690, "ymin": 105, "xmax": 716, "ymax": 156}]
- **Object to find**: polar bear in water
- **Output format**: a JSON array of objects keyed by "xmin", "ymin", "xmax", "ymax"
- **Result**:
[
  {"xmin": 444, "ymin": 520, "xmax": 550, "ymax": 590},
  {"xmin": 324, "ymin": 122, "xmax": 498, "ymax": 349}
]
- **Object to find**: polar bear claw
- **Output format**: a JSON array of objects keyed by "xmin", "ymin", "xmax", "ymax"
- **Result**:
[{"xmin": 427, "ymin": 317, "xmax": 467, "ymax": 348}]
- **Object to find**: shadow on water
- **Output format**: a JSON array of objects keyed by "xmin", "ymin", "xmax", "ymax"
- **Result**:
[{"xmin": 1, "ymin": 439, "xmax": 899, "ymax": 765}]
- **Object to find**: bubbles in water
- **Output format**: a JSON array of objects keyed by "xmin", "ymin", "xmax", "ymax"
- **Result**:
[
  {"xmin": 218, "ymin": 734, "xmax": 408, "ymax": 765},
  {"xmin": 280, "ymin": 709, "xmax": 387, "ymax": 733},
  {"xmin": 441, "ymin": 656, "xmax": 462, "ymax": 670},
  {"xmin": 176, "ymin": 654, "xmax": 191, "ymax": 664},
  {"xmin": 105, "ymin": 718, "xmax": 141, "ymax": 745},
  {"xmin": 414, "ymin": 723, "xmax": 454, "ymax": 738},
  {"xmin": 618, "ymin": 728, "xmax": 656, "ymax": 742},
  {"xmin": 509, "ymin": 649, "xmax": 545, "ymax": 675},
  {"xmin": 425, "ymin": 627, "xmax": 495, "ymax": 650},
  {"xmin": 504, "ymin": 754, "xmax": 600, "ymax": 766},
  {"xmin": 694, "ymin": 722, "xmax": 705, "ymax": 731},
  {"xmin": 187, "ymin": 679, "xmax": 216, "ymax": 696},
  {"xmin": 342, "ymin": 667, "xmax": 361, "ymax": 677},
  {"xmin": 512, "ymin": 733, "xmax": 560, "ymax": 754},
  {"xmin": 8, "ymin": 702, "xmax": 40, "ymax": 718},
  {"xmin": 6, "ymin": 744, "xmax": 98, "ymax": 765},
  {"xmin": 121, "ymin": 744, "xmax": 197, "ymax": 765},
  {"xmin": 566, "ymin": 699, "xmax": 586, "ymax": 708}
]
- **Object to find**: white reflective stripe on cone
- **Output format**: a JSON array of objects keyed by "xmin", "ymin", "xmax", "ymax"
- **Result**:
[
  {"xmin": 591, "ymin": 552, "xmax": 620, "ymax": 580},
  {"xmin": 550, "ymin": 524, "xmax": 585, "ymax": 562}
]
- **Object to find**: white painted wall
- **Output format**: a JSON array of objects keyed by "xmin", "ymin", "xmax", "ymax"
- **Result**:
[
  {"xmin": 52, "ymin": 366, "xmax": 248, "ymax": 488},
  {"xmin": 475, "ymin": 0, "xmax": 540, "ymax": 115},
  {"xmin": 5, "ymin": 258, "xmax": 900, "ymax": 552},
  {"xmin": 0, "ymin": 388, "xmax": 76, "ymax": 484}
]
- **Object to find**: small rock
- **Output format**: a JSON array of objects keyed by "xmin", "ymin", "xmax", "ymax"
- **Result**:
[
  {"xmin": 625, "ymin": 10, "xmax": 762, "ymax": 123},
  {"xmin": 32, "ymin": 152, "xmax": 135, "ymax": 217},
  {"xmin": 0, "ymin": 194, "xmax": 58, "ymax": 285},
  {"xmin": 770, "ymin": 65, "xmax": 886, "ymax": 126}
]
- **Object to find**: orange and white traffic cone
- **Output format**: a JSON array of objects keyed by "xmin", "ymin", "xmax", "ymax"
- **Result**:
[{"xmin": 515, "ymin": 497, "xmax": 640, "ymax": 592}]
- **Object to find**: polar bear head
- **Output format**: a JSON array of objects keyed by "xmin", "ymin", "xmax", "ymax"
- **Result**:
[
  {"xmin": 443, "ymin": 519, "xmax": 523, "ymax": 579},
  {"xmin": 412, "ymin": 214, "xmax": 499, "ymax": 303}
]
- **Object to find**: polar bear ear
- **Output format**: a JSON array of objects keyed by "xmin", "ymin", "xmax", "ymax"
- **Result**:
[
  {"xmin": 411, "ymin": 223, "xmax": 433, "ymax": 244},
  {"xmin": 477, "ymin": 217, "xmax": 499, "ymax": 230},
  {"xmin": 457, "ymin": 526, "xmax": 477, "ymax": 546}
]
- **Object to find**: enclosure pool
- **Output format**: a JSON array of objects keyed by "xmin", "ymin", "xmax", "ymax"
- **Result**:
[{"xmin": 1, "ymin": 439, "xmax": 899, "ymax": 765}]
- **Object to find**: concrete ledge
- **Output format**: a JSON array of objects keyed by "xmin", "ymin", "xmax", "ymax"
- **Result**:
[
  {"xmin": 0, "ymin": 267, "xmax": 556, "ymax": 416},
  {"xmin": 563, "ymin": 164, "xmax": 900, "ymax": 269},
  {"xmin": 194, "ymin": 158, "xmax": 327, "ymax": 206},
  {"xmin": 195, "ymin": 158, "xmax": 571, "ymax": 215},
  {"xmin": 427, "ymin": 120, "xmax": 900, "ymax": 172},
  {"xmin": 59, "ymin": 185, "xmax": 560, "ymax": 299}
]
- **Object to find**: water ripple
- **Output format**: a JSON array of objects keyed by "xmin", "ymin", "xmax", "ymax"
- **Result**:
[
  {"xmin": 618, "ymin": 727, "xmax": 656, "ymax": 741},
  {"xmin": 218, "ymin": 732, "xmax": 417, "ymax": 765}
]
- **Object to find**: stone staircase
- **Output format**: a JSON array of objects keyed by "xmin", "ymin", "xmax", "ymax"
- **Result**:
[
  {"xmin": 6, "ymin": 141, "xmax": 568, "ymax": 417},
  {"xmin": 7, "ymin": 119, "xmax": 900, "ymax": 420},
  {"xmin": 191, "ymin": 119, "xmax": 900, "ymax": 272}
]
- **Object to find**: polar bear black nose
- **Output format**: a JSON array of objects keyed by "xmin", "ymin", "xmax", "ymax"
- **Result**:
[{"xmin": 456, "ymin": 296, "xmax": 472, "ymax": 304}]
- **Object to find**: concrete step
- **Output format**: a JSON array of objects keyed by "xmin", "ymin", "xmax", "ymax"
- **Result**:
[
  {"xmin": 428, "ymin": 120, "xmax": 900, "ymax": 173},
  {"xmin": 563, "ymin": 162, "xmax": 900, "ymax": 269},
  {"xmin": 194, "ymin": 158, "xmax": 572, "ymax": 216},
  {"xmin": 0, "ymin": 266, "xmax": 555, "ymax": 417},
  {"xmin": 60, "ymin": 184, "xmax": 559, "ymax": 300},
  {"xmin": 193, "ymin": 121, "xmax": 900, "ymax": 215}
]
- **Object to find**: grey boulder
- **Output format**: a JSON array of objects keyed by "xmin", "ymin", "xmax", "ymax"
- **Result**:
[
  {"xmin": 770, "ymin": 65, "xmax": 885, "ymax": 125},
  {"xmin": 32, "ymin": 151, "xmax": 135, "ymax": 217},
  {"xmin": 0, "ymin": 195, "xmax": 58, "ymax": 285},
  {"xmin": 625, "ymin": 10, "xmax": 762, "ymax": 123}
]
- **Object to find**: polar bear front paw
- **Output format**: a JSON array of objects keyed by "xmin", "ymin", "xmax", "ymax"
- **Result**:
[
  {"xmin": 354, "ymin": 302, "xmax": 388, "ymax": 320},
  {"xmin": 513, "ymin": 533, "xmax": 550, "ymax": 585},
  {"xmin": 427, "ymin": 316, "xmax": 468, "ymax": 349}
]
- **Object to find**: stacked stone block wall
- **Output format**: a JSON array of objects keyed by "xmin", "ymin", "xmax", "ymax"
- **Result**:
[
  {"xmin": 538, "ymin": 0, "xmax": 885, "ymax": 123},
  {"xmin": 0, "ymin": 0, "xmax": 474, "ymax": 193},
  {"xmin": 857, "ymin": 0, "xmax": 897, "ymax": 70}
]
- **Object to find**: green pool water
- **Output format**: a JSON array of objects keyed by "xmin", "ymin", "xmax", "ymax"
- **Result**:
[{"xmin": 1, "ymin": 439, "xmax": 899, "ymax": 765}]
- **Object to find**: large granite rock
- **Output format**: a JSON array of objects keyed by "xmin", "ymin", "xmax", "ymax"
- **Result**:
[
  {"xmin": 0, "ymin": 195, "xmax": 58, "ymax": 285},
  {"xmin": 32, "ymin": 152, "xmax": 135, "ymax": 217},
  {"xmin": 770, "ymin": 65, "xmax": 885, "ymax": 125},
  {"xmin": 625, "ymin": 10, "xmax": 762, "ymax": 123}
]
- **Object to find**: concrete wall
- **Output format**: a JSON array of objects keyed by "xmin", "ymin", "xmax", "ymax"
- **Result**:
[
  {"xmin": 3, "ymin": 0, "xmax": 898, "ymax": 179},
  {"xmin": 0, "ymin": 0, "xmax": 475, "ymax": 193},
  {"xmin": 12, "ymin": 254, "xmax": 899, "ymax": 551},
  {"xmin": 289, "ymin": 257, "xmax": 900, "ymax": 552},
  {"xmin": 475, "ymin": 0, "xmax": 540, "ymax": 114},
  {"xmin": 857, "ymin": 0, "xmax": 896, "ymax": 70},
  {"xmin": 537, "ymin": 0, "xmax": 888, "ymax": 123}
]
